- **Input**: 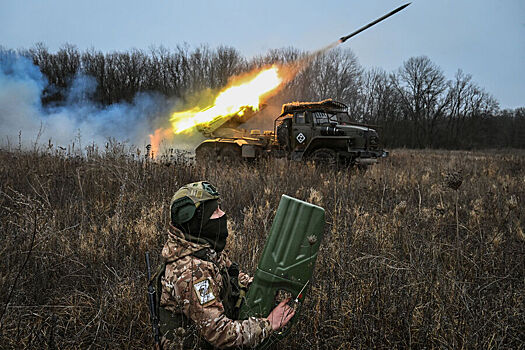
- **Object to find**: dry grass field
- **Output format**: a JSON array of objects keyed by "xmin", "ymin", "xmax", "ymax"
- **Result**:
[{"xmin": 0, "ymin": 148, "xmax": 523, "ymax": 349}]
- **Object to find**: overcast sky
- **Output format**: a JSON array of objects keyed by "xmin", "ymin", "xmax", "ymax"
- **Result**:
[{"xmin": 1, "ymin": 0, "xmax": 523, "ymax": 109}]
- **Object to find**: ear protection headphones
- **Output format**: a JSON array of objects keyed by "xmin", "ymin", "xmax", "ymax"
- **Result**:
[
  {"xmin": 170, "ymin": 181, "xmax": 220, "ymax": 225},
  {"xmin": 171, "ymin": 196, "xmax": 198, "ymax": 224}
]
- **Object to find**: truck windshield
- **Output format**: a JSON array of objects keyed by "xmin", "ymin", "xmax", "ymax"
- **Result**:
[{"xmin": 312, "ymin": 111, "xmax": 338, "ymax": 125}]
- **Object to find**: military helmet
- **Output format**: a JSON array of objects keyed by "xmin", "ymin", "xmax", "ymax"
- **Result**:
[{"xmin": 170, "ymin": 181, "xmax": 220, "ymax": 224}]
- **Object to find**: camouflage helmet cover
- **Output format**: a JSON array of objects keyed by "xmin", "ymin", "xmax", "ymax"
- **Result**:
[{"xmin": 170, "ymin": 181, "xmax": 220, "ymax": 224}]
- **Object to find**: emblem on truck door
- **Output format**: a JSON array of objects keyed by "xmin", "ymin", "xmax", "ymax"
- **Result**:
[{"xmin": 296, "ymin": 133, "xmax": 306, "ymax": 144}]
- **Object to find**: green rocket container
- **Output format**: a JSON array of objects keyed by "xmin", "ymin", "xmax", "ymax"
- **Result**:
[{"xmin": 239, "ymin": 194, "xmax": 325, "ymax": 321}]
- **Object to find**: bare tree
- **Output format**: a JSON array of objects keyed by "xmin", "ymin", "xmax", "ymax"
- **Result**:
[
  {"xmin": 360, "ymin": 68, "xmax": 401, "ymax": 124},
  {"xmin": 392, "ymin": 56, "xmax": 449, "ymax": 147}
]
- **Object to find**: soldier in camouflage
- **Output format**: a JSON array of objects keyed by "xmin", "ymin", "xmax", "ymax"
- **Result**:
[{"xmin": 155, "ymin": 181, "xmax": 294, "ymax": 349}]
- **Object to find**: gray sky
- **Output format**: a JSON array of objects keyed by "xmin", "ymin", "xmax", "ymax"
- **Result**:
[{"xmin": 1, "ymin": 0, "xmax": 523, "ymax": 109}]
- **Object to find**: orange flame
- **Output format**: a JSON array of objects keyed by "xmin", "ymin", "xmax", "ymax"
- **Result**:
[
  {"xmin": 148, "ymin": 65, "xmax": 283, "ymax": 156},
  {"xmin": 170, "ymin": 66, "xmax": 282, "ymax": 134}
]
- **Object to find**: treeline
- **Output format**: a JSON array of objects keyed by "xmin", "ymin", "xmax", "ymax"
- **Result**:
[{"xmin": 9, "ymin": 43, "xmax": 525, "ymax": 149}]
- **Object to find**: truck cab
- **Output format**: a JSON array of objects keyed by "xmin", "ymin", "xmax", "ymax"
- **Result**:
[{"xmin": 275, "ymin": 99, "xmax": 387, "ymax": 165}]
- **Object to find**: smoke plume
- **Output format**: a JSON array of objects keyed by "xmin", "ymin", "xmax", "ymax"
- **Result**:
[{"xmin": 0, "ymin": 51, "xmax": 177, "ymax": 153}]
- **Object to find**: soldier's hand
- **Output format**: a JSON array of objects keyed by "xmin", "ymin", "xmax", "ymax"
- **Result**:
[{"xmin": 266, "ymin": 298, "xmax": 295, "ymax": 331}]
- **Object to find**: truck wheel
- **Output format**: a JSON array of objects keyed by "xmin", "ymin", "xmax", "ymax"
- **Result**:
[{"xmin": 309, "ymin": 148, "xmax": 337, "ymax": 166}]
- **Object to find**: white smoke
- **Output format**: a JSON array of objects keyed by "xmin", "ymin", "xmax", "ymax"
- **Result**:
[{"xmin": 0, "ymin": 51, "xmax": 170, "ymax": 153}]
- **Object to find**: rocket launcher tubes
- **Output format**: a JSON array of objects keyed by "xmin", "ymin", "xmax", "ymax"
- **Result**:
[{"xmin": 239, "ymin": 195, "xmax": 325, "ymax": 341}]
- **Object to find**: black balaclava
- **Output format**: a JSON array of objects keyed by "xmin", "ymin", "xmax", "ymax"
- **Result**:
[{"xmin": 175, "ymin": 199, "xmax": 229, "ymax": 252}]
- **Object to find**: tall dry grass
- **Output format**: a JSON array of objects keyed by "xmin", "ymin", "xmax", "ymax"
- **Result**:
[{"xmin": 0, "ymin": 148, "xmax": 523, "ymax": 349}]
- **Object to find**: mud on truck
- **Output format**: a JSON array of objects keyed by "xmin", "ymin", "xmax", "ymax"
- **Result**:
[{"xmin": 195, "ymin": 99, "xmax": 388, "ymax": 166}]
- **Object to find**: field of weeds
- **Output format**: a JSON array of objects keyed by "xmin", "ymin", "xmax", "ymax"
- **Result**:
[{"xmin": 0, "ymin": 148, "xmax": 523, "ymax": 349}]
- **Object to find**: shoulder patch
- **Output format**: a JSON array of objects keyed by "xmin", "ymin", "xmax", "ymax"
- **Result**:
[{"xmin": 193, "ymin": 278, "xmax": 216, "ymax": 306}]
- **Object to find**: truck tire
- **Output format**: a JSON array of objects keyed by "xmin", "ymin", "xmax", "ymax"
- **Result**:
[{"xmin": 309, "ymin": 148, "xmax": 337, "ymax": 166}]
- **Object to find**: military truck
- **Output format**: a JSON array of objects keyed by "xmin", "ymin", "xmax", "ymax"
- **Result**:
[{"xmin": 195, "ymin": 99, "xmax": 388, "ymax": 166}]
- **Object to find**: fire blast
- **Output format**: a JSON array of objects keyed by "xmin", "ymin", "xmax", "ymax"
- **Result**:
[{"xmin": 148, "ymin": 66, "xmax": 282, "ymax": 155}]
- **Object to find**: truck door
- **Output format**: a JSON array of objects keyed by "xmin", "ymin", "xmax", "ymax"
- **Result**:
[{"xmin": 291, "ymin": 111, "xmax": 312, "ymax": 151}]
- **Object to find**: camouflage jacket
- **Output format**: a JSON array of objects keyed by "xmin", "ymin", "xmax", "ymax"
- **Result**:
[{"xmin": 159, "ymin": 226, "xmax": 273, "ymax": 349}]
